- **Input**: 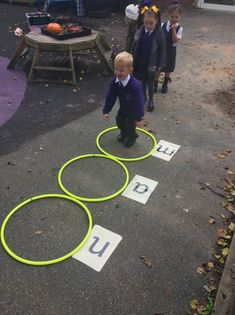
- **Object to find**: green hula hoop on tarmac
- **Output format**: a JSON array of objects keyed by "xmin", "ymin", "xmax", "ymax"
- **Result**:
[
  {"xmin": 96, "ymin": 126, "xmax": 158, "ymax": 162},
  {"xmin": 58, "ymin": 154, "xmax": 129, "ymax": 202},
  {"xmin": 0, "ymin": 194, "xmax": 92, "ymax": 266}
]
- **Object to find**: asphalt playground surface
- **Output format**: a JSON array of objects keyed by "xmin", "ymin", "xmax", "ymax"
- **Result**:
[{"xmin": 0, "ymin": 3, "xmax": 235, "ymax": 315}]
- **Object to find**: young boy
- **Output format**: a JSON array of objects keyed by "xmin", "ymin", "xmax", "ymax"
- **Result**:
[{"xmin": 103, "ymin": 51, "xmax": 145, "ymax": 148}]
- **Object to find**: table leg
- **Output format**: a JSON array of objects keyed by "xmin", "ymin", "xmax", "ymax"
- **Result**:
[
  {"xmin": 28, "ymin": 48, "xmax": 41, "ymax": 82},
  {"xmin": 7, "ymin": 37, "xmax": 26, "ymax": 70},
  {"xmin": 95, "ymin": 42, "xmax": 114, "ymax": 74},
  {"xmin": 69, "ymin": 49, "xmax": 77, "ymax": 85},
  {"xmin": 99, "ymin": 34, "xmax": 111, "ymax": 52}
]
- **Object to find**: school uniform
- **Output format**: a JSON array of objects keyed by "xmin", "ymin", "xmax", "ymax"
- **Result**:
[
  {"xmin": 103, "ymin": 75, "xmax": 145, "ymax": 144},
  {"xmin": 132, "ymin": 25, "xmax": 165, "ymax": 80},
  {"xmin": 132, "ymin": 24, "xmax": 165, "ymax": 110},
  {"xmin": 161, "ymin": 21, "xmax": 183, "ymax": 73}
]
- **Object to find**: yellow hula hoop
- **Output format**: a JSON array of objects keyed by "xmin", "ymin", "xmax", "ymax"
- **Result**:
[
  {"xmin": 58, "ymin": 154, "xmax": 129, "ymax": 202},
  {"xmin": 96, "ymin": 126, "xmax": 158, "ymax": 162},
  {"xmin": 0, "ymin": 194, "xmax": 92, "ymax": 266}
]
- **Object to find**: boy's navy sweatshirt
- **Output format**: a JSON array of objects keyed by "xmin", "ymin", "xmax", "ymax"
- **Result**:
[{"xmin": 103, "ymin": 75, "xmax": 144, "ymax": 121}]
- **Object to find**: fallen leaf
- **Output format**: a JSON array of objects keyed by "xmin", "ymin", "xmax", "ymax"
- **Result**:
[
  {"xmin": 217, "ymin": 239, "xmax": 228, "ymax": 247},
  {"xmin": 190, "ymin": 299, "xmax": 199, "ymax": 310},
  {"xmin": 228, "ymin": 222, "xmax": 235, "ymax": 232},
  {"xmin": 214, "ymin": 150, "xmax": 231, "ymax": 159},
  {"xmin": 140, "ymin": 256, "xmax": 152, "ymax": 268},
  {"xmin": 208, "ymin": 217, "xmax": 215, "ymax": 224},
  {"xmin": 222, "ymin": 247, "xmax": 229, "ymax": 256},
  {"xmin": 147, "ymin": 128, "xmax": 156, "ymax": 134},
  {"xmin": 214, "ymin": 254, "xmax": 221, "ymax": 259},
  {"xmin": 204, "ymin": 284, "xmax": 217, "ymax": 293},
  {"xmin": 35, "ymin": 230, "xmax": 42, "ymax": 235},
  {"xmin": 219, "ymin": 257, "xmax": 225, "ymax": 264},
  {"xmin": 215, "ymin": 153, "xmax": 226, "ymax": 159},
  {"xmin": 227, "ymin": 203, "xmax": 235, "ymax": 214},
  {"xmin": 217, "ymin": 228, "xmax": 227, "ymax": 238},
  {"xmin": 208, "ymin": 262, "xmax": 214, "ymax": 269},
  {"xmin": 197, "ymin": 305, "xmax": 207, "ymax": 313},
  {"xmin": 197, "ymin": 267, "xmax": 206, "ymax": 275},
  {"xmin": 221, "ymin": 201, "xmax": 228, "ymax": 208},
  {"xmin": 219, "ymin": 213, "xmax": 226, "ymax": 219},
  {"xmin": 227, "ymin": 170, "xmax": 235, "ymax": 175}
]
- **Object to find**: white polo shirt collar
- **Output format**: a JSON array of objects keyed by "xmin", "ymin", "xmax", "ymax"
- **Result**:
[{"xmin": 115, "ymin": 74, "xmax": 130, "ymax": 87}]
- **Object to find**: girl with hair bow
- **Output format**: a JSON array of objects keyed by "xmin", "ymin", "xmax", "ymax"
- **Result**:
[{"xmin": 132, "ymin": 7, "xmax": 165, "ymax": 112}]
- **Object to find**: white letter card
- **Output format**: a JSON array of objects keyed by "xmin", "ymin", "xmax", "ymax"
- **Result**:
[
  {"xmin": 152, "ymin": 140, "xmax": 180, "ymax": 161},
  {"xmin": 122, "ymin": 175, "xmax": 158, "ymax": 204},
  {"xmin": 73, "ymin": 225, "xmax": 122, "ymax": 272}
]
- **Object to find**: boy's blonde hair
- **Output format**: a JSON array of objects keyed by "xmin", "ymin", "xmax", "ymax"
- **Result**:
[{"xmin": 114, "ymin": 51, "xmax": 133, "ymax": 68}]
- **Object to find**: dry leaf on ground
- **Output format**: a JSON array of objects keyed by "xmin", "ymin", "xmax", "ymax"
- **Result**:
[
  {"xmin": 207, "ymin": 262, "xmax": 214, "ymax": 269},
  {"xmin": 197, "ymin": 267, "xmax": 207, "ymax": 275},
  {"xmin": 35, "ymin": 230, "xmax": 42, "ymax": 235},
  {"xmin": 214, "ymin": 149, "xmax": 232, "ymax": 159},
  {"xmin": 197, "ymin": 305, "xmax": 208, "ymax": 313},
  {"xmin": 220, "ymin": 213, "xmax": 226, "ymax": 219},
  {"xmin": 227, "ymin": 170, "xmax": 235, "ymax": 175},
  {"xmin": 222, "ymin": 247, "xmax": 229, "ymax": 256},
  {"xmin": 190, "ymin": 299, "xmax": 199, "ymax": 310},
  {"xmin": 204, "ymin": 284, "xmax": 217, "ymax": 293},
  {"xmin": 208, "ymin": 217, "xmax": 215, "ymax": 224},
  {"xmin": 217, "ymin": 228, "xmax": 227, "ymax": 237},
  {"xmin": 228, "ymin": 222, "xmax": 235, "ymax": 232},
  {"xmin": 217, "ymin": 239, "xmax": 228, "ymax": 247},
  {"xmin": 221, "ymin": 201, "xmax": 228, "ymax": 207},
  {"xmin": 140, "ymin": 256, "xmax": 153, "ymax": 268}
]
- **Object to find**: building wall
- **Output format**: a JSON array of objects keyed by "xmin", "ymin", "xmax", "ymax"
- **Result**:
[{"xmin": 157, "ymin": 0, "xmax": 197, "ymax": 8}]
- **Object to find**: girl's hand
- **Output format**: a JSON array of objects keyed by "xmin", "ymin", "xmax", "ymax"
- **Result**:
[{"xmin": 103, "ymin": 114, "xmax": 109, "ymax": 121}]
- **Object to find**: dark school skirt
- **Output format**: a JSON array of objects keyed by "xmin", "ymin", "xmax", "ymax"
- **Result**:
[{"xmin": 162, "ymin": 46, "xmax": 177, "ymax": 73}]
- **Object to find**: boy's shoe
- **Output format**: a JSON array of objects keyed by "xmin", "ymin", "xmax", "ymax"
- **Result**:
[
  {"xmin": 146, "ymin": 100, "xmax": 154, "ymax": 112},
  {"xmin": 124, "ymin": 133, "xmax": 139, "ymax": 148},
  {"xmin": 125, "ymin": 138, "xmax": 136, "ymax": 148},
  {"xmin": 161, "ymin": 84, "xmax": 168, "ymax": 94},
  {"xmin": 154, "ymin": 81, "xmax": 158, "ymax": 93},
  {"xmin": 117, "ymin": 133, "xmax": 126, "ymax": 142}
]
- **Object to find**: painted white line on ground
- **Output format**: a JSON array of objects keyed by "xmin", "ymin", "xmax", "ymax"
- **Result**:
[
  {"xmin": 72, "ymin": 225, "xmax": 122, "ymax": 272},
  {"xmin": 122, "ymin": 175, "xmax": 158, "ymax": 204},
  {"xmin": 152, "ymin": 140, "xmax": 180, "ymax": 161}
]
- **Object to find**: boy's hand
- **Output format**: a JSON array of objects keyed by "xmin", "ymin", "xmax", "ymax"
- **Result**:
[
  {"xmin": 136, "ymin": 120, "xmax": 145, "ymax": 128},
  {"xmin": 103, "ymin": 114, "xmax": 109, "ymax": 121}
]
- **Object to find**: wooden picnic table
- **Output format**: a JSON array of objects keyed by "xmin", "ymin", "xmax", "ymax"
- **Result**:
[{"xmin": 7, "ymin": 28, "xmax": 114, "ymax": 85}]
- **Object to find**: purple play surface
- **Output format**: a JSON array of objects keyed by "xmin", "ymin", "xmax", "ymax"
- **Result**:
[{"xmin": 0, "ymin": 56, "xmax": 27, "ymax": 127}]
